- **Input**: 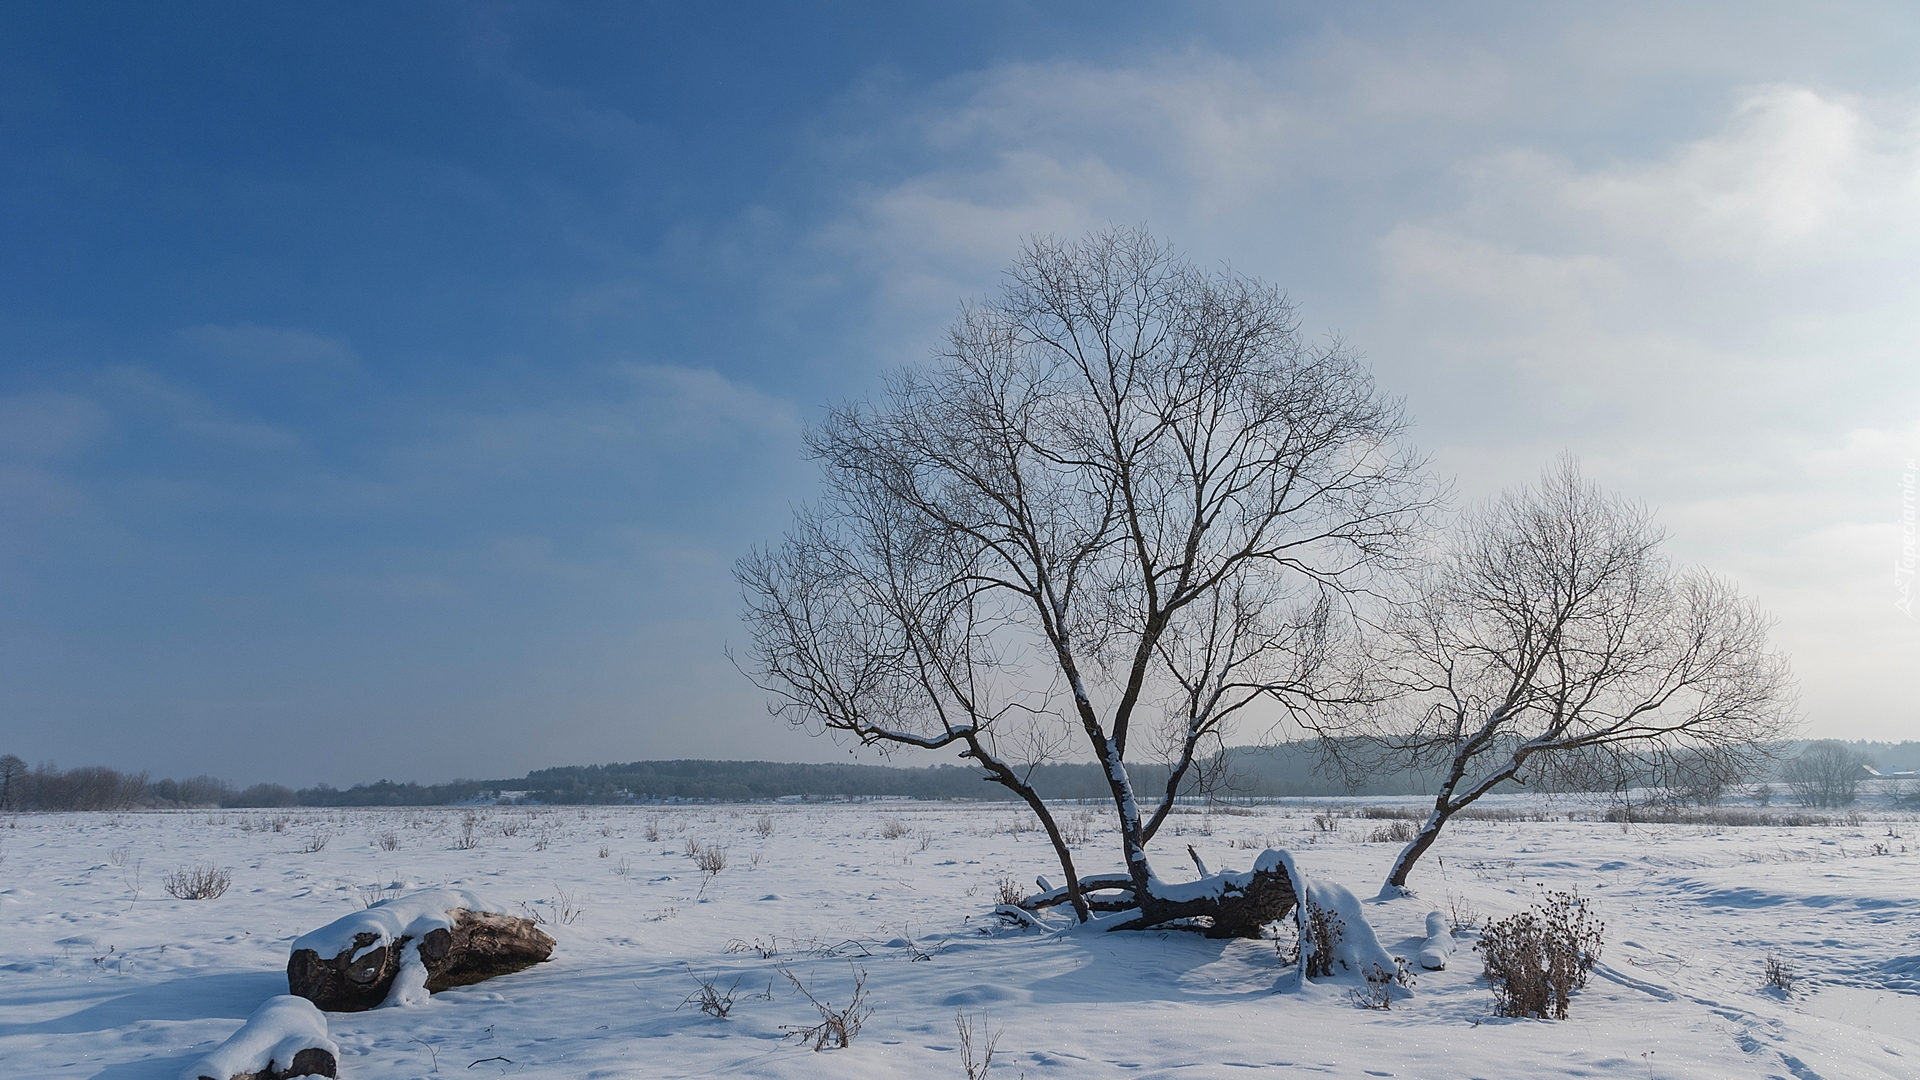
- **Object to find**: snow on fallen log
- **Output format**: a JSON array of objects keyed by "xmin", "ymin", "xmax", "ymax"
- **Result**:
[
  {"xmin": 1023, "ymin": 851, "xmax": 1300, "ymax": 936},
  {"xmin": 1141, "ymin": 849, "xmax": 1300, "ymax": 938},
  {"xmin": 1418, "ymin": 910, "xmax": 1455, "ymax": 970},
  {"xmin": 287, "ymin": 888, "xmax": 554, "ymax": 1011},
  {"xmin": 180, "ymin": 995, "xmax": 338, "ymax": 1080},
  {"xmin": 1012, "ymin": 849, "xmax": 1404, "ymax": 986}
]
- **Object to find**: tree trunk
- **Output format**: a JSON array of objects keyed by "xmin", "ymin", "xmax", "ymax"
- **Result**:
[
  {"xmin": 965, "ymin": 738, "xmax": 1091, "ymax": 921},
  {"xmin": 1091, "ymin": 738, "xmax": 1157, "ymax": 920},
  {"xmin": 1385, "ymin": 809, "xmax": 1449, "ymax": 891},
  {"xmin": 1384, "ymin": 742, "xmax": 1527, "ymax": 892}
]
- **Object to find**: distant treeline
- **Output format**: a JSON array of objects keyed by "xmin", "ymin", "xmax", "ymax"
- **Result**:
[
  {"xmin": 2, "ymin": 739, "xmax": 1910, "ymax": 810},
  {"xmin": 294, "ymin": 743, "xmax": 1447, "ymax": 806},
  {"xmin": 0, "ymin": 755, "xmax": 296, "ymax": 811}
]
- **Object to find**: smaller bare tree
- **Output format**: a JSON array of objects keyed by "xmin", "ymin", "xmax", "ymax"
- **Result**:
[
  {"xmin": 1310, "ymin": 458, "xmax": 1797, "ymax": 893},
  {"xmin": 0, "ymin": 754, "xmax": 25, "ymax": 811},
  {"xmin": 1779, "ymin": 741, "xmax": 1867, "ymax": 807}
]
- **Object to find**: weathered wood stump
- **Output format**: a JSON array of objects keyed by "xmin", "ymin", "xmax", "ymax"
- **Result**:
[{"xmin": 287, "ymin": 890, "xmax": 554, "ymax": 1011}]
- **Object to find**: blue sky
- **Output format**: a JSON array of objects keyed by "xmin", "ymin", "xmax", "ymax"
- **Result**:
[{"xmin": 4, "ymin": 3, "xmax": 1917, "ymax": 786}]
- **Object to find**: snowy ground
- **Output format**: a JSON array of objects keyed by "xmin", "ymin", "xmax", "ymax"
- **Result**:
[{"xmin": 2, "ymin": 797, "xmax": 1916, "ymax": 1080}]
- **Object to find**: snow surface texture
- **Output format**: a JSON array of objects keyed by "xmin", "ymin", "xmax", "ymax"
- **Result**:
[
  {"xmin": 1418, "ymin": 910, "xmax": 1455, "ymax": 970},
  {"xmin": 290, "ymin": 886, "xmax": 501, "ymax": 1009},
  {"xmin": 1, "ymin": 797, "xmax": 1917, "ymax": 1079},
  {"xmin": 177, "ymin": 995, "xmax": 336, "ymax": 1080}
]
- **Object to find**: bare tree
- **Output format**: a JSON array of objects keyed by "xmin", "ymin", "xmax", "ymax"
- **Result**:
[
  {"xmin": 1313, "ymin": 458, "xmax": 1797, "ymax": 894},
  {"xmin": 738, "ymin": 227, "xmax": 1432, "ymax": 924},
  {"xmin": 0, "ymin": 754, "xmax": 24, "ymax": 811},
  {"xmin": 1779, "ymin": 741, "xmax": 1867, "ymax": 807}
]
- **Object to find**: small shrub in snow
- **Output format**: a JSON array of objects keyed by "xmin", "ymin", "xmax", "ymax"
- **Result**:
[
  {"xmin": 755, "ymin": 814, "xmax": 775, "ymax": 838},
  {"xmin": 1302, "ymin": 899, "xmax": 1344, "ymax": 978},
  {"xmin": 1060, "ymin": 809, "xmax": 1095, "ymax": 845},
  {"xmin": 994, "ymin": 876, "xmax": 1025, "ymax": 906},
  {"xmin": 1763, "ymin": 954, "xmax": 1796, "ymax": 994},
  {"xmin": 1366, "ymin": 820, "xmax": 1418, "ymax": 843},
  {"xmin": 1268, "ymin": 916, "xmax": 1301, "ymax": 966},
  {"xmin": 296, "ymin": 831, "xmax": 330, "ymax": 853},
  {"xmin": 454, "ymin": 811, "xmax": 482, "ymax": 850},
  {"xmin": 879, "ymin": 818, "xmax": 911, "ymax": 840},
  {"xmin": 727, "ymin": 936, "xmax": 781, "ymax": 959},
  {"xmin": 680, "ymin": 967, "xmax": 767, "ymax": 1018},
  {"xmin": 1356, "ymin": 806, "xmax": 1420, "ymax": 820},
  {"xmin": 375, "ymin": 830, "xmax": 400, "ymax": 851},
  {"xmin": 1349, "ymin": 958, "xmax": 1415, "ymax": 1010},
  {"xmin": 780, "ymin": 964, "xmax": 871, "ymax": 1051},
  {"xmin": 1446, "ymin": 892, "xmax": 1484, "ymax": 935},
  {"xmin": 163, "ymin": 864, "xmax": 232, "ymax": 900},
  {"xmin": 1476, "ymin": 890, "xmax": 1603, "ymax": 1019},
  {"xmin": 694, "ymin": 844, "xmax": 728, "ymax": 877},
  {"xmin": 521, "ymin": 888, "xmax": 584, "ymax": 926}
]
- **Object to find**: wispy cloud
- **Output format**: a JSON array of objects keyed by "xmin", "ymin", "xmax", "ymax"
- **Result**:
[
  {"xmin": 183, "ymin": 324, "xmax": 360, "ymax": 370},
  {"xmin": 102, "ymin": 365, "xmax": 304, "ymax": 451}
]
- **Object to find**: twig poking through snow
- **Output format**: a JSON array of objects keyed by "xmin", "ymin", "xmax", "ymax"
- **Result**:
[{"xmin": 956, "ymin": 1009, "xmax": 1000, "ymax": 1079}]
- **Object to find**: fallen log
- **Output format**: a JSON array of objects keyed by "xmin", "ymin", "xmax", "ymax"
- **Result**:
[
  {"xmin": 1019, "ymin": 850, "xmax": 1300, "ymax": 938},
  {"xmin": 287, "ymin": 888, "xmax": 554, "ymax": 1011}
]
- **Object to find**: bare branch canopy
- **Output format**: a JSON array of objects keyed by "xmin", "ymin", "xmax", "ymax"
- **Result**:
[{"xmin": 737, "ymin": 226, "xmax": 1436, "ymax": 924}]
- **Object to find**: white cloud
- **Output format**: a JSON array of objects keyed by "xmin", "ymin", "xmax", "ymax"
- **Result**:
[
  {"xmin": 1555, "ymin": 86, "xmax": 1920, "ymax": 259},
  {"xmin": 793, "ymin": 49, "xmax": 1920, "ymax": 737},
  {"xmin": 389, "ymin": 362, "xmax": 801, "ymax": 481}
]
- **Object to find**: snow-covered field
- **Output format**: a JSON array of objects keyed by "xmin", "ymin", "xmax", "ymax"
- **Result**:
[{"xmin": 2, "ymin": 798, "xmax": 1916, "ymax": 1079}]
